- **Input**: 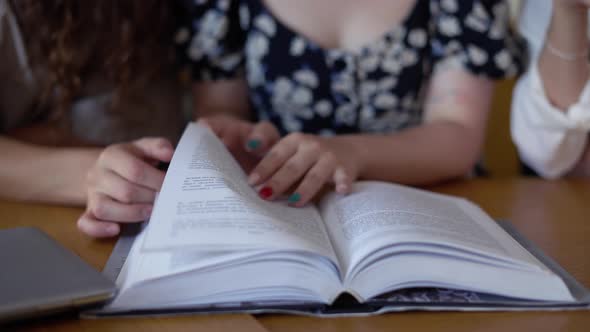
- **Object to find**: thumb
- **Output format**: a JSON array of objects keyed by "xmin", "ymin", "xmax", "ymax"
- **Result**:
[
  {"xmin": 131, "ymin": 137, "xmax": 174, "ymax": 163},
  {"xmin": 333, "ymin": 167, "xmax": 353, "ymax": 195},
  {"xmin": 197, "ymin": 117, "xmax": 214, "ymax": 131}
]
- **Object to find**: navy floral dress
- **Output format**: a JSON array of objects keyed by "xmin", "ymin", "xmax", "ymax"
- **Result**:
[{"xmin": 175, "ymin": 0, "xmax": 523, "ymax": 136}]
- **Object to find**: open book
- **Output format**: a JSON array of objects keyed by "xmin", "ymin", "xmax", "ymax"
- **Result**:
[{"xmin": 97, "ymin": 123, "xmax": 589, "ymax": 316}]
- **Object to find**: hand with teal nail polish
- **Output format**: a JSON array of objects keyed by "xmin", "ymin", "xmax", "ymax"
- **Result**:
[
  {"xmin": 288, "ymin": 192, "xmax": 301, "ymax": 204},
  {"xmin": 199, "ymin": 115, "xmax": 281, "ymax": 173},
  {"xmin": 244, "ymin": 122, "xmax": 281, "ymax": 158},
  {"xmin": 248, "ymin": 134, "xmax": 358, "ymax": 208},
  {"xmin": 247, "ymin": 139, "xmax": 261, "ymax": 151}
]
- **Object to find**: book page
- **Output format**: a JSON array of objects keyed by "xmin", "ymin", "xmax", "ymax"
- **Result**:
[
  {"xmin": 141, "ymin": 123, "xmax": 335, "ymax": 259},
  {"xmin": 319, "ymin": 181, "xmax": 546, "ymax": 276}
]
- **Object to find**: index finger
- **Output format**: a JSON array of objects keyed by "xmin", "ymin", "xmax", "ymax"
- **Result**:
[
  {"xmin": 245, "ymin": 121, "xmax": 281, "ymax": 156},
  {"xmin": 100, "ymin": 146, "xmax": 166, "ymax": 191}
]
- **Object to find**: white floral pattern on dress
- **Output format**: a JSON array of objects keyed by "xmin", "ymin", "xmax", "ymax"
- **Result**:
[
  {"xmin": 294, "ymin": 69, "xmax": 319, "ymax": 88},
  {"xmin": 468, "ymin": 44, "xmax": 488, "ymax": 66},
  {"xmin": 409, "ymin": 29, "xmax": 428, "ymax": 48},
  {"xmin": 315, "ymin": 100, "xmax": 333, "ymax": 117},
  {"xmin": 438, "ymin": 16, "xmax": 461, "ymax": 37},
  {"xmin": 239, "ymin": 4, "xmax": 250, "ymax": 30},
  {"xmin": 177, "ymin": 0, "xmax": 524, "ymax": 135},
  {"xmin": 440, "ymin": 0, "xmax": 458, "ymax": 13},
  {"xmin": 254, "ymin": 14, "xmax": 276, "ymax": 36},
  {"xmin": 290, "ymin": 37, "xmax": 306, "ymax": 56}
]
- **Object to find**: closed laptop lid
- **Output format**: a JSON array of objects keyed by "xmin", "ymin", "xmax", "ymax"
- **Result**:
[{"xmin": 0, "ymin": 227, "xmax": 116, "ymax": 322}]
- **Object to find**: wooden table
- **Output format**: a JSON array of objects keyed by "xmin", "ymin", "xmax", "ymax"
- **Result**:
[{"xmin": 1, "ymin": 178, "xmax": 589, "ymax": 332}]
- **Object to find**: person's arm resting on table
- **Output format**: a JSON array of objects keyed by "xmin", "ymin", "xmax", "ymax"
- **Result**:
[
  {"xmin": 245, "ymin": 65, "xmax": 493, "ymax": 207},
  {"xmin": 511, "ymin": 0, "xmax": 590, "ymax": 178},
  {"xmin": 193, "ymin": 66, "xmax": 493, "ymax": 207},
  {"xmin": 0, "ymin": 136, "xmax": 99, "ymax": 205}
]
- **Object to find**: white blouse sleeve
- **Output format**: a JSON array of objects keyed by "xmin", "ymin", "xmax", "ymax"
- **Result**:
[
  {"xmin": 510, "ymin": 0, "xmax": 590, "ymax": 178},
  {"xmin": 511, "ymin": 59, "xmax": 590, "ymax": 179}
]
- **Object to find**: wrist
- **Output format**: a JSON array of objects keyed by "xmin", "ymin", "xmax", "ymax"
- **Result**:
[
  {"xmin": 328, "ymin": 135, "xmax": 370, "ymax": 177},
  {"xmin": 47, "ymin": 148, "xmax": 102, "ymax": 205},
  {"xmin": 545, "ymin": 2, "xmax": 589, "ymax": 60}
]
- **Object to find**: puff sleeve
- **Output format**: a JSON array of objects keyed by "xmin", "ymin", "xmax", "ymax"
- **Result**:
[
  {"xmin": 175, "ymin": 0, "xmax": 246, "ymax": 81},
  {"xmin": 430, "ymin": 0, "xmax": 525, "ymax": 79},
  {"xmin": 510, "ymin": 0, "xmax": 590, "ymax": 178}
]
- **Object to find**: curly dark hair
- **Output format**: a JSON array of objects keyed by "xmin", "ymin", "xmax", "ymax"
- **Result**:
[{"xmin": 13, "ymin": 0, "xmax": 177, "ymax": 122}]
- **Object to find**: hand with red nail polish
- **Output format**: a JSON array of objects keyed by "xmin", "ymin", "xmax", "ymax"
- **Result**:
[
  {"xmin": 259, "ymin": 186, "xmax": 274, "ymax": 199},
  {"xmin": 248, "ymin": 133, "xmax": 360, "ymax": 207}
]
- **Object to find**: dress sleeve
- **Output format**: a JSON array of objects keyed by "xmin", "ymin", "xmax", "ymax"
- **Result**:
[
  {"xmin": 430, "ymin": 0, "xmax": 525, "ymax": 79},
  {"xmin": 174, "ymin": 0, "xmax": 246, "ymax": 81}
]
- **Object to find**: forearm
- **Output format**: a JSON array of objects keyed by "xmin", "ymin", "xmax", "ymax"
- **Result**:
[
  {"xmin": 336, "ymin": 66, "xmax": 491, "ymax": 185},
  {"xmin": 539, "ymin": 4, "xmax": 589, "ymax": 110},
  {"xmin": 192, "ymin": 80, "xmax": 252, "ymax": 120},
  {"xmin": 0, "ymin": 137, "xmax": 101, "ymax": 205},
  {"xmin": 339, "ymin": 121, "xmax": 481, "ymax": 186}
]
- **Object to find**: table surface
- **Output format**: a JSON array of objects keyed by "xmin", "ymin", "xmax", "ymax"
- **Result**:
[{"xmin": 1, "ymin": 178, "xmax": 589, "ymax": 332}]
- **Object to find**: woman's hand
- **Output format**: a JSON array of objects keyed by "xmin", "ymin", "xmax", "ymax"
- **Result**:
[
  {"xmin": 248, "ymin": 133, "xmax": 361, "ymax": 207},
  {"xmin": 77, "ymin": 138, "xmax": 174, "ymax": 238},
  {"xmin": 199, "ymin": 115, "xmax": 280, "ymax": 173}
]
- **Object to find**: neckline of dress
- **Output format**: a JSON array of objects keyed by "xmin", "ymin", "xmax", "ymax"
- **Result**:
[{"xmin": 256, "ymin": 0, "xmax": 423, "ymax": 57}]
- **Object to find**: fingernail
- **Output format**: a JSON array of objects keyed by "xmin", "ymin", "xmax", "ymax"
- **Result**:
[
  {"xmin": 158, "ymin": 140, "xmax": 171, "ymax": 150},
  {"xmin": 198, "ymin": 119, "xmax": 210, "ymax": 127},
  {"xmin": 143, "ymin": 206, "xmax": 153, "ymax": 219},
  {"xmin": 246, "ymin": 139, "xmax": 261, "ymax": 151},
  {"xmin": 288, "ymin": 192, "xmax": 301, "ymax": 204},
  {"xmin": 259, "ymin": 186, "xmax": 273, "ymax": 199},
  {"xmin": 106, "ymin": 225, "xmax": 119, "ymax": 235},
  {"xmin": 336, "ymin": 184, "xmax": 348, "ymax": 194},
  {"xmin": 248, "ymin": 173, "xmax": 260, "ymax": 185}
]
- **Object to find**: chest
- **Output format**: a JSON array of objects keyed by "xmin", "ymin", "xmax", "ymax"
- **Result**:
[
  {"xmin": 261, "ymin": 0, "xmax": 418, "ymax": 52},
  {"xmin": 237, "ymin": 0, "xmax": 434, "ymax": 134}
]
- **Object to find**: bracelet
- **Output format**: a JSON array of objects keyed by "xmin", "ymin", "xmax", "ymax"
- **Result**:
[{"xmin": 546, "ymin": 40, "xmax": 589, "ymax": 62}]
